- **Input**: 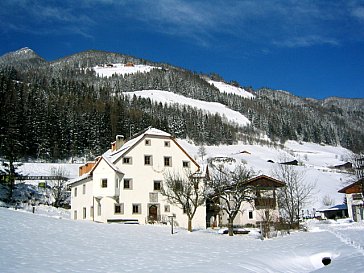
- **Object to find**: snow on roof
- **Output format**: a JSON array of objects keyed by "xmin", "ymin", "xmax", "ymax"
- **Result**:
[
  {"xmin": 67, "ymin": 173, "xmax": 92, "ymax": 186},
  {"xmin": 317, "ymin": 204, "xmax": 347, "ymax": 212},
  {"xmin": 106, "ymin": 127, "xmax": 171, "ymax": 163},
  {"xmin": 101, "ymin": 155, "xmax": 124, "ymax": 174},
  {"xmin": 18, "ymin": 163, "xmax": 81, "ymax": 179}
]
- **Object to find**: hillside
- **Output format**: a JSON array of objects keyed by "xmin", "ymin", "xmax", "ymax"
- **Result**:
[{"xmin": 0, "ymin": 48, "xmax": 363, "ymax": 163}]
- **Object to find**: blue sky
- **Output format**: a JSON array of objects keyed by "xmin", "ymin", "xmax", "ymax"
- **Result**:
[{"xmin": 0, "ymin": 0, "xmax": 363, "ymax": 99}]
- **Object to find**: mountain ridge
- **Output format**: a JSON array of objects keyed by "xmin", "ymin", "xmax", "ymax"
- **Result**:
[
  {"xmin": 1, "ymin": 47, "xmax": 362, "ymax": 101},
  {"xmin": 0, "ymin": 47, "xmax": 363, "ymax": 160}
]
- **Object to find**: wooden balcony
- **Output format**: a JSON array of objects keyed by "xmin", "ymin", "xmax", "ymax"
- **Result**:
[{"xmin": 255, "ymin": 198, "xmax": 276, "ymax": 209}]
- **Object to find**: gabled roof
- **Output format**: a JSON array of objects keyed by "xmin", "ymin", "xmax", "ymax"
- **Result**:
[
  {"xmin": 338, "ymin": 178, "xmax": 364, "ymax": 194},
  {"xmin": 68, "ymin": 127, "xmax": 201, "ymax": 185},
  {"xmin": 105, "ymin": 127, "xmax": 200, "ymax": 171},
  {"xmin": 90, "ymin": 155, "xmax": 124, "ymax": 175},
  {"xmin": 105, "ymin": 127, "xmax": 171, "ymax": 163},
  {"xmin": 243, "ymin": 175, "xmax": 286, "ymax": 188},
  {"xmin": 67, "ymin": 173, "xmax": 92, "ymax": 186},
  {"xmin": 67, "ymin": 155, "xmax": 124, "ymax": 187}
]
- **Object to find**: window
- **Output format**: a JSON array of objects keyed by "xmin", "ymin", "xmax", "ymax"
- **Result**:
[
  {"xmin": 101, "ymin": 178, "xmax": 108, "ymax": 188},
  {"xmin": 182, "ymin": 161, "xmax": 190, "ymax": 168},
  {"xmin": 164, "ymin": 205, "xmax": 170, "ymax": 213},
  {"xmin": 248, "ymin": 210, "xmax": 253, "ymax": 219},
  {"xmin": 90, "ymin": 206, "xmax": 94, "ymax": 218},
  {"xmin": 74, "ymin": 210, "xmax": 77, "ymax": 220},
  {"xmin": 97, "ymin": 203, "xmax": 101, "ymax": 216},
  {"xmin": 132, "ymin": 204, "xmax": 141, "ymax": 214},
  {"xmin": 123, "ymin": 157, "xmax": 132, "ymax": 164},
  {"xmin": 164, "ymin": 141, "xmax": 170, "ymax": 147},
  {"xmin": 123, "ymin": 179, "xmax": 133, "ymax": 189},
  {"xmin": 74, "ymin": 187, "xmax": 77, "ymax": 197},
  {"xmin": 144, "ymin": 155, "xmax": 152, "ymax": 165},
  {"xmin": 83, "ymin": 207, "xmax": 86, "ymax": 219},
  {"xmin": 353, "ymin": 193, "xmax": 363, "ymax": 200},
  {"xmin": 115, "ymin": 203, "xmax": 124, "ymax": 214},
  {"xmin": 115, "ymin": 178, "xmax": 119, "ymax": 189},
  {"xmin": 183, "ymin": 205, "xmax": 188, "ymax": 214},
  {"xmin": 154, "ymin": 181, "xmax": 161, "ymax": 191},
  {"xmin": 145, "ymin": 139, "xmax": 151, "ymax": 145},
  {"xmin": 164, "ymin": 156, "xmax": 172, "ymax": 167},
  {"xmin": 82, "ymin": 184, "xmax": 86, "ymax": 194}
]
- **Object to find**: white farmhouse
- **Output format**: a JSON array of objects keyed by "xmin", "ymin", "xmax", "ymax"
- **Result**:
[{"xmin": 68, "ymin": 127, "xmax": 207, "ymax": 229}]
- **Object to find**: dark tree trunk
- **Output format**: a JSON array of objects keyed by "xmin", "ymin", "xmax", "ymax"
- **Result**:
[{"xmin": 228, "ymin": 218, "xmax": 234, "ymax": 236}]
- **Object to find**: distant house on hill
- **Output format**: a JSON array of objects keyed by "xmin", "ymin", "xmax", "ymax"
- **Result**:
[
  {"xmin": 338, "ymin": 178, "xmax": 364, "ymax": 222},
  {"xmin": 67, "ymin": 127, "xmax": 207, "ymax": 229},
  {"xmin": 330, "ymin": 162, "xmax": 353, "ymax": 171},
  {"xmin": 279, "ymin": 160, "xmax": 298, "ymax": 166}
]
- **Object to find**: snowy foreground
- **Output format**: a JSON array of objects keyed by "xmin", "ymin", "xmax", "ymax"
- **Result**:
[{"xmin": 1, "ymin": 208, "xmax": 363, "ymax": 273}]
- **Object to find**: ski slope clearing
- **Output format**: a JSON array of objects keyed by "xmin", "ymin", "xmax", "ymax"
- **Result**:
[
  {"xmin": 125, "ymin": 90, "xmax": 251, "ymax": 127},
  {"xmin": 208, "ymin": 80, "xmax": 255, "ymax": 99},
  {"xmin": 1, "ymin": 208, "xmax": 363, "ymax": 273},
  {"xmin": 94, "ymin": 63, "xmax": 158, "ymax": 77}
]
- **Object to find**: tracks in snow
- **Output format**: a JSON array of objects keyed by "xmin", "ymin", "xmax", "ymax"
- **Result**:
[{"xmin": 324, "ymin": 227, "xmax": 364, "ymax": 256}]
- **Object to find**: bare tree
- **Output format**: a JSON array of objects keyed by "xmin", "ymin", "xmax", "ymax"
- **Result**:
[
  {"xmin": 352, "ymin": 153, "xmax": 364, "ymax": 181},
  {"xmin": 272, "ymin": 163, "xmax": 315, "ymax": 229},
  {"xmin": 198, "ymin": 145, "xmax": 207, "ymax": 160},
  {"xmin": 161, "ymin": 170, "xmax": 206, "ymax": 232},
  {"xmin": 208, "ymin": 164, "xmax": 255, "ymax": 236},
  {"xmin": 322, "ymin": 194, "xmax": 335, "ymax": 207},
  {"xmin": 49, "ymin": 167, "xmax": 69, "ymax": 208}
]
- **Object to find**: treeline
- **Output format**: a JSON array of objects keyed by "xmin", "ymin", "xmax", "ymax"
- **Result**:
[
  {"xmin": 1, "ymin": 48, "xmax": 363, "ymax": 163},
  {"xmin": 0, "ymin": 68, "xmax": 243, "ymax": 161},
  {"xmin": 91, "ymin": 66, "xmax": 364, "ymax": 152}
]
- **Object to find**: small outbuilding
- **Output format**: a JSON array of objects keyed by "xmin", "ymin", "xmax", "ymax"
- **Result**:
[{"xmin": 317, "ymin": 204, "xmax": 348, "ymax": 219}]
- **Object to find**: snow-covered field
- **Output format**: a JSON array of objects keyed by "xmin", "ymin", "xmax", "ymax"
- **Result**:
[{"xmin": 1, "ymin": 207, "xmax": 363, "ymax": 273}]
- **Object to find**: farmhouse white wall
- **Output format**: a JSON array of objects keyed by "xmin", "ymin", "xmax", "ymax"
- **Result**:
[{"xmin": 68, "ymin": 128, "xmax": 206, "ymax": 230}]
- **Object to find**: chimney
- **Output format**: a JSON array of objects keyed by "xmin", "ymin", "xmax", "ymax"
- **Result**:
[{"xmin": 115, "ymin": 135, "xmax": 125, "ymax": 150}]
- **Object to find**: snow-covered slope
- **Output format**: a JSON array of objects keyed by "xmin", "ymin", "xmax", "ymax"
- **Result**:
[
  {"xmin": 94, "ymin": 63, "xmax": 158, "ymax": 77},
  {"xmin": 177, "ymin": 139, "xmax": 352, "ymax": 211},
  {"xmin": 125, "ymin": 90, "xmax": 251, "ymax": 127},
  {"xmin": 1, "ymin": 208, "xmax": 363, "ymax": 273},
  {"xmin": 208, "ymin": 80, "xmax": 255, "ymax": 99}
]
